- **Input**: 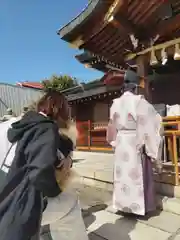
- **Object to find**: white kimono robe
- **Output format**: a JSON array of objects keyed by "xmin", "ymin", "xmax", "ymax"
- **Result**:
[{"xmin": 107, "ymin": 91, "xmax": 162, "ymax": 216}]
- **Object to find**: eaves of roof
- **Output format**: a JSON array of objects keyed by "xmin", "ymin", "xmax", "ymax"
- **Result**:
[
  {"xmin": 67, "ymin": 84, "xmax": 120, "ymax": 101},
  {"xmin": 58, "ymin": 0, "xmax": 180, "ymax": 68},
  {"xmin": 58, "ymin": 0, "xmax": 101, "ymax": 41}
]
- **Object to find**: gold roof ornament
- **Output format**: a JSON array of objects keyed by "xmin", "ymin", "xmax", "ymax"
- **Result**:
[
  {"xmin": 174, "ymin": 44, "xmax": 180, "ymax": 61},
  {"xmin": 108, "ymin": 15, "xmax": 114, "ymax": 22},
  {"xmin": 105, "ymin": 0, "xmax": 120, "ymax": 22}
]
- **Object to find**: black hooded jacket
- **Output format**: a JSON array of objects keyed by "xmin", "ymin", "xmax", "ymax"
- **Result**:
[{"xmin": 0, "ymin": 111, "xmax": 73, "ymax": 240}]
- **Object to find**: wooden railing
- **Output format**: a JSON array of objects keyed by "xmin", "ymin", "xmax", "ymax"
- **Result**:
[
  {"xmin": 162, "ymin": 116, "xmax": 180, "ymax": 185},
  {"xmin": 76, "ymin": 121, "xmax": 90, "ymax": 147},
  {"xmin": 76, "ymin": 121, "xmax": 111, "ymax": 151},
  {"xmin": 76, "ymin": 118, "xmax": 180, "ymax": 185},
  {"xmin": 91, "ymin": 122, "xmax": 108, "ymax": 130}
]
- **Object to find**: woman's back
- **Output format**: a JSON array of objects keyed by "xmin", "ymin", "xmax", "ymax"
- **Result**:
[
  {"xmin": 111, "ymin": 91, "xmax": 142, "ymax": 131},
  {"xmin": 0, "ymin": 111, "xmax": 61, "ymax": 240}
]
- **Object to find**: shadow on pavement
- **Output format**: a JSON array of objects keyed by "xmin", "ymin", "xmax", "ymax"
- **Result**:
[
  {"xmin": 88, "ymin": 217, "xmax": 137, "ymax": 240},
  {"xmin": 72, "ymin": 158, "xmax": 85, "ymax": 163},
  {"xmin": 116, "ymin": 207, "xmax": 162, "ymax": 221},
  {"xmin": 83, "ymin": 204, "xmax": 107, "ymax": 229},
  {"xmin": 137, "ymin": 209, "xmax": 162, "ymax": 221},
  {"xmin": 88, "ymin": 232, "xmax": 107, "ymax": 240},
  {"xmin": 85, "ymin": 205, "xmax": 162, "ymax": 240}
]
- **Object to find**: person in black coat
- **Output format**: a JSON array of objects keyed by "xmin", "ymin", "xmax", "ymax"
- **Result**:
[{"xmin": 0, "ymin": 90, "xmax": 72, "ymax": 240}]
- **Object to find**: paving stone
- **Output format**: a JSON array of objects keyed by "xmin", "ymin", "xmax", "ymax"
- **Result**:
[
  {"xmin": 105, "ymin": 203, "xmax": 180, "ymax": 232},
  {"xmin": 73, "ymin": 151, "xmax": 114, "ymax": 160},
  {"xmin": 139, "ymin": 210, "xmax": 180, "ymax": 233},
  {"xmin": 78, "ymin": 186, "xmax": 111, "ymax": 209},
  {"xmin": 94, "ymin": 170, "xmax": 113, "ymax": 183},
  {"xmin": 73, "ymin": 174, "xmax": 180, "ymax": 217},
  {"xmin": 163, "ymin": 197, "xmax": 180, "ymax": 215},
  {"xmin": 74, "ymin": 166, "xmax": 95, "ymax": 178},
  {"xmin": 92, "ymin": 180, "xmax": 113, "ymax": 191},
  {"xmin": 81, "ymin": 178, "xmax": 97, "ymax": 188},
  {"xmin": 73, "ymin": 151, "xmax": 180, "ymax": 201},
  {"xmin": 79, "ymin": 185, "xmax": 111, "ymax": 201},
  {"xmin": 157, "ymin": 183, "xmax": 180, "ymax": 199},
  {"xmin": 88, "ymin": 232, "xmax": 107, "ymax": 240},
  {"xmin": 174, "ymin": 234, "xmax": 180, "ymax": 240},
  {"xmin": 85, "ymin": 210, "xmax": 170, "ymax": 240}
]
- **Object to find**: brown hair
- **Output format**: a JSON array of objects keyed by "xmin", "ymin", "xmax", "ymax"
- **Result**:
[{"xmin": 37, "ymin": 90, "xmax": 69, "ymax": 123}]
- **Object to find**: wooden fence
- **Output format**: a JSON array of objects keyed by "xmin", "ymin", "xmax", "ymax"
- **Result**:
[
  {"xmin": 76, "ymin": 121, "xmax": 112, "ymax": 151},
  {"xmin": 76, "ymin": 118, "xmax": 180, "ymax": 185}
]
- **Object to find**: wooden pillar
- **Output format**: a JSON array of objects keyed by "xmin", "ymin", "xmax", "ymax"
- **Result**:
[
  {"xmin": 136, "ymin": 55, "xmax": 152, "ymax": 102},
  {"xmin": 88, "ymin": 120, "xmax": 91, "ymax": 149}
]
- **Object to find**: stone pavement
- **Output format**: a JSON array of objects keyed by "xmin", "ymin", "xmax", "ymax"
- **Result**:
[
  {"xmin": 85, "ymin": 210, "xmax": 174, "ymax": 240},
  {"xmin": 72, "ymin": 151, "xmax": 180, "ymax": 214},
  {"xmin": 77, "ymin": 185, "xmax": 180, "ymax": 240},
  {"xmin": 73, "ymin": 151, "xmax": 114, "ymax": 184},
  {"xmin": 72, "ymin": 151, "xmax": 180, "ymax": 195},
  {"xmin": 71, "ymin": 151, "xmax": 180, "ymax": 240}
]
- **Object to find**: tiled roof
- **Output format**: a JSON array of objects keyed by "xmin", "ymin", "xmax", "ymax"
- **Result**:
[
  {"xmin": 102, "ymin": 70, "xmax": 125, "ymax": 85},
  {"xmin": 16, "ymin": 82, "xmax": 43, "ymax": 90}
]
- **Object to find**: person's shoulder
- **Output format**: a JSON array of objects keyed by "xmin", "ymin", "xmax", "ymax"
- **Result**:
[
  {"xmin": 138, "ymin": 95, "xmax": 147, "ymax": 103},
  {"xmin": 36, "ymin": 121, "xmax": 58, "ymax": 138},
  {"xmin": 136, "ymin": 94, "xmax": 144, "ymax": 100},
  {"xmin": 113, "ymin": 97, "xmax": 120, "ymax": 101},
  {"xmin": 38, "ymin": 119, "xmax": 57, "ymax": 129},
  {"xmin": 32, "ymin": 123, "xmax": 58, "ymax": 146},
  {"xmin": 112, "ymin": 97, "xmax": 121, "ymax": 104}
]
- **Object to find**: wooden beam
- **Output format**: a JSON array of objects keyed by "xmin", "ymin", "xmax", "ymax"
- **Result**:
[
  {"xmin": 137, "ymin": 55, "xmax": 149, "ymax": 78},
  {"xmin": 110, "ymin": 17, "xmax": 134, "ymax": 34},
  {"xmin": 136, "ymin": 55, "xmax": 152, "ymax": 102},
  {"xmin": 104, "ymin": 0, "xmax": 128, "ymax": 22},
  {"xmin": 114, "ymin": 14, "xmax": 139, "ymax": 34},
  {"xmin": 105, "ymin": 0, "xmax": 140, "ymax": 36},
  {"xmin": 152, "ymin": 13, "xmax": 180, "ymax": 40},
  {"xmin": 107, "ymin": 3, "xmax": 150, "ymax": 46},
  {"xmin": 80, "ymin": 0, "xmax": 129, "ymax": 52},
  {"xmin": 125, "ymin": 36, "xmax": 180, "ymax": 61}
]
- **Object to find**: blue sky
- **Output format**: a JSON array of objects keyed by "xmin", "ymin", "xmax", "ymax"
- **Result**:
[{"xmin": 0, "ymin": 0, "xmax": 103, "ymax": 84}]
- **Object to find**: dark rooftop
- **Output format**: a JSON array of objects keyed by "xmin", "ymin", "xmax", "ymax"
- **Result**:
[{"xmin": 58, "ymin": 0, "xmax": 180, "ymax": 67}]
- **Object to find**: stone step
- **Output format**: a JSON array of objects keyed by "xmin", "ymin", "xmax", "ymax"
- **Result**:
[
  {"xmin": 78, "ymin": 174, "xmax": 180, "ymax": 199},
  {"xmin": 74, "ymin": 163, "xmax": 180, "ymax": 198},
  {"xmin": 159, "ymin": 196, "xmax": 180, "ymax": 215},
  {"xmin": 72, "ymin": 151, "xmax": 180, "ymax": 216},
  {"xmin": 73, "ymin": 151, "xmax": 180, "ymax": 199}
]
